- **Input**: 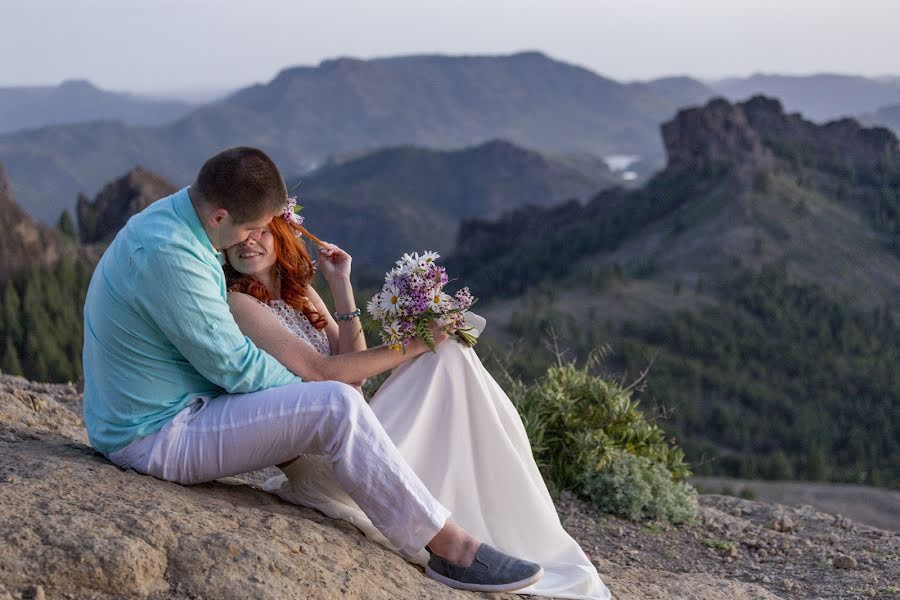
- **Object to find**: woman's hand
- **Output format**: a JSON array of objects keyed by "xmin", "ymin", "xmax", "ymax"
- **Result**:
[
  {"xmin": 431, "ymin": 321, "xmax": 450, "ymax": 346},
  {"xmin": 316, "ymin": 242, "xmax": 352, "ymax": 283}
]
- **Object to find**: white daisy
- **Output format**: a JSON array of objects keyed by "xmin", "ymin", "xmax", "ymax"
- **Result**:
[
  {"xmin": 427, "ymin": 291, "xmax": 454, "ymax": 313},
  {"xmin": 395, "ymin": 252, "xmax": 418, "ymax": 271},
  {"xmin": 379, "ymin": 284, "xmax": 402, "ymax": 315},
  {"xmin": 383, "ymin": 320, "xmax": 402, "ymax": 339},
  {"xmin": 366, "ymin": 295, "xmax": 385, "ymax": 320},
  {"xmin": 384, "ymin": 266, "xmax": 403, "ymax": 284},
  {"xmin": 420, "ymin": 251, "xmax": 440, "ymax": 264}
]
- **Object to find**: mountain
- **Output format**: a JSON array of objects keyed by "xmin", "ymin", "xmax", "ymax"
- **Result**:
[
  {"xmin": 860, "ymin": 103, "xmax": 900, "ymax": 136},
  {"xmin": 26, "ymin": 137, "xmax": 614, "ymax": 268},
  {"xmin": 0, "ymin": 79, "xmax": 194, "ymax": 134},
  {"xmin": 635, "ymin": 76, "xmax": 718, "ymax": 113},
  {"xmin": 454, "ymin": 95, "xmax": 900, "ymax": 308},
  {"xmin": 450, "ymin": 96, "xmax": 899, "ymax": 487},
  {"xmin": 295, "ymin": 139, "xmax": 620, "ymax": 270},
  {"xmin": 76, "ymin": 166, "xmax": 177, "ymax": 244},
  {"xmin": 0, "ymin": 51, "xmax": 714, "ymax": 224},
  {"xmin": 709, "ymin": 74, "xmax": 900, "ymax": 121},
  {"xmin": 0, "ymin": 163, "xmax": 73, "ymax": 283}
]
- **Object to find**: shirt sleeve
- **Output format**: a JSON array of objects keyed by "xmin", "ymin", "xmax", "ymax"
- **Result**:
[{"xmin": 133, "ymin": 243, "xmax": 302, "ymax": 393}]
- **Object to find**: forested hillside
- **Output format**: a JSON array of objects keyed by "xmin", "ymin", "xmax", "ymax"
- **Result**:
[{"xmin": 457, "ymin": 96, "xmax": 900, "ymax": 488}]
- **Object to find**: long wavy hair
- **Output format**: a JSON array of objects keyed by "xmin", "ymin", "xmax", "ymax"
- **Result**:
[{"xmin": 223, "ymin": 215, "xmax": 328, "ymax": 330}]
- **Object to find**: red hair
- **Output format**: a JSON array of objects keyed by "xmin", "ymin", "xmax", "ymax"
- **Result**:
[{"xmin": 224, "ymin": 216, "xmax": 328, "ymax": 330}]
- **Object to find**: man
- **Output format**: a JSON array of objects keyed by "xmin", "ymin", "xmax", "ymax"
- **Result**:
[{"xmin": 82, "ymin": 146, "xmax": 543, "ymax": 592}]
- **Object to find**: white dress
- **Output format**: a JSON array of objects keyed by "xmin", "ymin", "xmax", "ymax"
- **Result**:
[{"xmin": 261, "ymin": 299, "xmax": 611, "ymax": 599}]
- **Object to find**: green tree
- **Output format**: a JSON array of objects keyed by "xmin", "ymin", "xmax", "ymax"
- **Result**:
[
  {"xmin": 2, "ymin": 283, "xmax": 22, "ymax": 342},
  {"xmin": 56, "ymin": 210, "xmax": 77, "ymax": 239},
  {"xmin": 768, "ymin": 451, "xmax": 795, "ymax": 480},
  {"xmin": 1, "ymin": 337, "xmax": 22, "ymax": 376}
]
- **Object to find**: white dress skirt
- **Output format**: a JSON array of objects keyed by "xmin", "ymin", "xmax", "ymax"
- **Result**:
[{"xmin": 261, "ymin": 301, "xmax": 611, "ymax": 599}]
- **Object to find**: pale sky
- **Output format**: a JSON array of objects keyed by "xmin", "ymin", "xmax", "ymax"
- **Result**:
[{"xmin": 1, "ymin": 0, "xmax": 898, "ymax": 96}]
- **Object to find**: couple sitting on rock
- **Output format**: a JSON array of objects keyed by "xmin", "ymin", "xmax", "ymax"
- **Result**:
[{"xmin": 83, "ymin": 146, "xmax": 610, "ymax": 598}]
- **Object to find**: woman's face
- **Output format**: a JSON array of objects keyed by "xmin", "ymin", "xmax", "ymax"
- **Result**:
[{"xmin": 225, "ymin": 225, "xmax": 278, "ymax": 276}]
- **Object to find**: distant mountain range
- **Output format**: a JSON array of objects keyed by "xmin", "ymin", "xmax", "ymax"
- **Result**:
[
  {"xmin": 293, "ymin": 139, "xmax": 619, "ymax": 270},
  {"xmin": 0, "ymin": 138, "xmax": 615, "ymax": 275},
  {"xmin": 0, "ymin": 51, "xmax": 713, "ymax": 224},
  {"xmin": 457, "ymin": 94, "xmax": 899, "ymax": 321},
  {"xmin": 861, "ymin": 103, "xmax": 900, "ymax": 133},
  {"xmin": 708, "ymin": 73, "xmax": 900, "ymax": 121},
  {"xmin": 4, "ymin": 55, "xmax": 900, "ymax": 232},
  {"xmin": 0, "ymin": 79, "xmax": 194, "ymax": 135}
]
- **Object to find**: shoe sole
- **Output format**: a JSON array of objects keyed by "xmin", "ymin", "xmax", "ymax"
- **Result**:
[{"xmin": 425, "ymin": 565, "xmax": 544, "ymax": 592}]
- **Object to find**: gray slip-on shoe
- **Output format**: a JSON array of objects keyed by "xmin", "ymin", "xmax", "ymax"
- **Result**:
[{"xmin": 424, "ymin": 543, "xmax": 544, "ymax": 592}]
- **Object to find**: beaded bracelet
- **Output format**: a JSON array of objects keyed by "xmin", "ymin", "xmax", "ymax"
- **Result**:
[{"xmin": 334, "ymin": 307, "xmax": 362, "ymax": 321}]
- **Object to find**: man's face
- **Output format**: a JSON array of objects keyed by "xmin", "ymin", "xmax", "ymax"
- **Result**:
[{"xmin": 213, "ymin": 211, "xmax": 277, "ymax": 251}]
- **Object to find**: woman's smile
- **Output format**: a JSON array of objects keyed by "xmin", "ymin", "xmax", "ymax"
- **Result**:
[{"xmin": 225, "ymin": 226, "xmax": 278, "ymax": 276}]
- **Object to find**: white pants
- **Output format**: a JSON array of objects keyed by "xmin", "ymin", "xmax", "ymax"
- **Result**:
[{"xmin": 106, "ymin": 381, "xmax": 451, "ymax": 556}]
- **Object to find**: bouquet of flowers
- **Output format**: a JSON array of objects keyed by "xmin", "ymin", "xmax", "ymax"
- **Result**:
[{"xmin": 366, "ymin": 251, "xmax": 477, "ymax": 352}]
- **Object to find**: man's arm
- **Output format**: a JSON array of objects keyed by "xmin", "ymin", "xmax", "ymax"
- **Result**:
[{"xmin": 133, "ymin": 245, "xmax": 300, "ymax": 393}]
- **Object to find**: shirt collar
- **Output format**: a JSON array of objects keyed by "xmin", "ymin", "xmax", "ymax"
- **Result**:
[{"xmin": 173, "ymin": 186, "xmax": 225, "ymax": 266}]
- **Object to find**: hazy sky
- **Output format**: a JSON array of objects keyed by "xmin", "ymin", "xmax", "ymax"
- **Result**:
[{"xmin": 2, "ymin": 0, "xmax": 898, "ymax": 96}]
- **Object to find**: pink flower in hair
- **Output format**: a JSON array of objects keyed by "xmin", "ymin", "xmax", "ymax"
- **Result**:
[{"xmin": 282, "ymin": 196, "xmax": 305, "ymax": 237}]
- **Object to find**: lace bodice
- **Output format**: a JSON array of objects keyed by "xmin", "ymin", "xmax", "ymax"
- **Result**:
[{"xmin": 264, "ymin": 299, "xmax": 332, "ymax": 356}]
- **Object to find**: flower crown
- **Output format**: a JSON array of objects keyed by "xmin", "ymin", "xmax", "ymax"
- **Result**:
[{"xmin": 282, "ymin": 195, "xmax": 304, "ymax": 237}]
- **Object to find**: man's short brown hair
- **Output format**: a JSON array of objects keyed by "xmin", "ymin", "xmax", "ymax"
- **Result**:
[{"xmin": 194, "ymin": 147, "xmax": 288, "ymax": 223}]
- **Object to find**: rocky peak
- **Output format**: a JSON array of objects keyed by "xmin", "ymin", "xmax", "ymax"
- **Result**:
[
  {"xmin": 662, "ymin": 95, "xmax": 899, "ymax": 176},
  {"xmin": 76, "ymin": 166, "xmax": 176, "ymax": 244},
  {"xmin": 0, "ymin": 163, "xmax": 68, "ymax": 283},
  {"xmin": 661, "ymin": 96, "xmax": 776, "ymax": 174}
]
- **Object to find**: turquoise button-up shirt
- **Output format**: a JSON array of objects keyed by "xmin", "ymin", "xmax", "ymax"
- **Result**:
[{"xmin": 82, "ymin": 187, "xmax": 300, "ymax": 454}]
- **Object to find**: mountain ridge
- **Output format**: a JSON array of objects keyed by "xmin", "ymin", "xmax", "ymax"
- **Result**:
[
  {"xmin": 0, "ymin": 51, "xmax": 714, "ymax": 223},
  {"xmin": 0, "ymin": 79, "xmax": 194, "ymax": 135}
]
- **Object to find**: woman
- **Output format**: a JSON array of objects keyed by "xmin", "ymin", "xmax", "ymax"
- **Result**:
[{"xmin": 223, "ymin": 209, "xmax": 611, "ymax": 600}]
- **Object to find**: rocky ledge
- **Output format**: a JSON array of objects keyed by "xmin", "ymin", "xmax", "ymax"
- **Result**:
[{"xmin": 0, "ymin": 375, "xmax": 896, "ymax": 600}]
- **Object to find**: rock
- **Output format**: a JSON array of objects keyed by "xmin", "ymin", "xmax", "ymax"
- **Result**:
[
  {"xmin": 768, "ymin": 513, "xmax": 796, "ymax": 533},
  {"xmin": 0, "ymin": 376, "xmax": 504, "ymax": 600},
  {"xmin": 22, "ymin": 586, "xmax": 44, "ymax": 600},
  {"xmin": 0, "ymin": 163, "xmax": 73, "ymax": 283},
  {"xmin": 661, "ymin": 97, "xmax": 776, "ymax": 175},
  {"xmin": 591, "ymin": 559, "xmax": 782, "ymax": 600},
  {"xmin": 76, "ymin": 167, "xmax": 176, "ymax": 244},
  {"xmin": 3, "ymin": 374, "xmax": 899, "ymax": 600},
  {"xmin": 833, "ymin": 554, "xmax": 858, "ymax": 569}
]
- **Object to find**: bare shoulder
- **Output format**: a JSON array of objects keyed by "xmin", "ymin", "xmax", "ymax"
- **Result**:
[
  {"xmin": 226, "ymin": 291, "xmax": 268, "ymax": 315},
  {"xmin": 304, "ymin": 284, "xmax": 325, "ymax": 303}
]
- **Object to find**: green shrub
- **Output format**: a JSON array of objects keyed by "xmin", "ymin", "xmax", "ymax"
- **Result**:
[
  {"xmin": 503, "ymin": 355, "xmax": 698, "ymax": 524},
  {"xmin": 580, "ymin": 450, "xmax": 698, "ymax": 523}
]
